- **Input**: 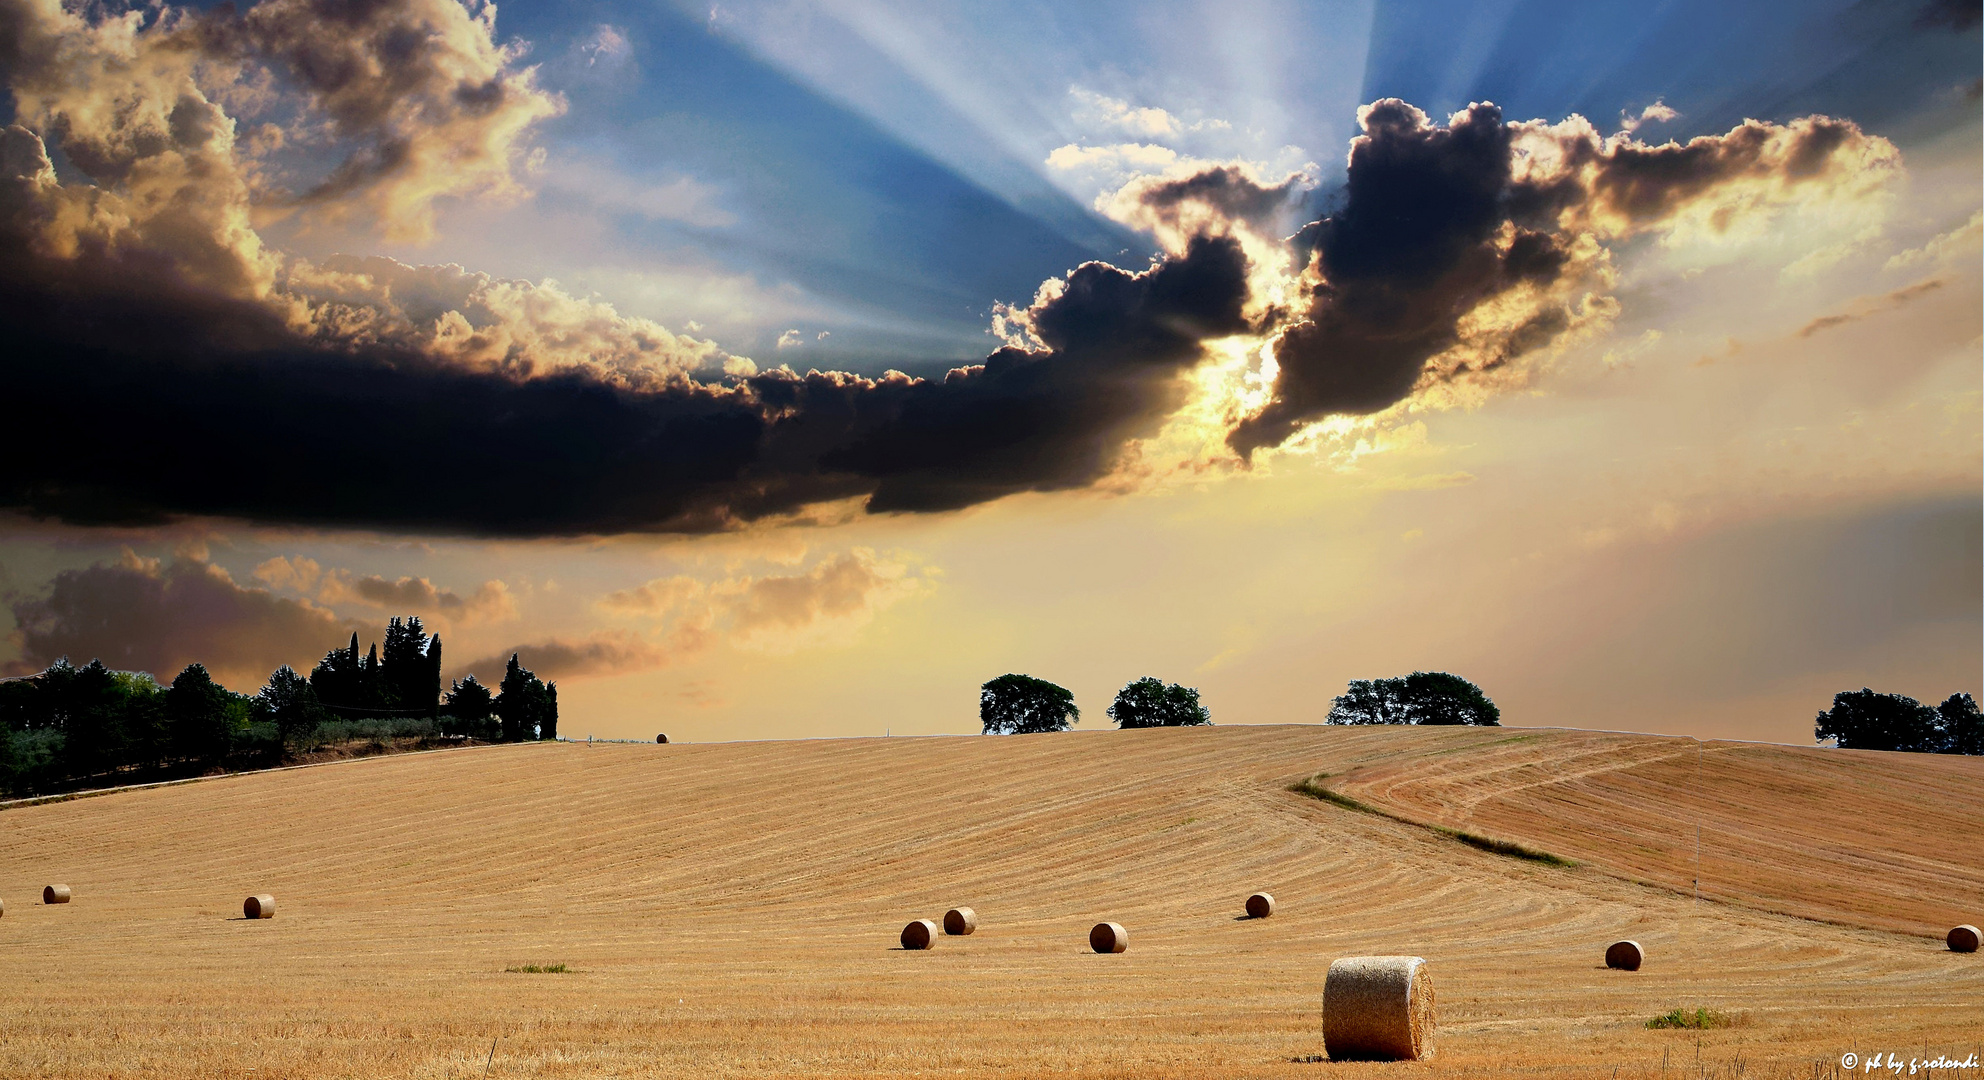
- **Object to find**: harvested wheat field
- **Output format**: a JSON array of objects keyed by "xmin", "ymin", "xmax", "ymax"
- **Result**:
[{"xmin": 1, "ymin": 724, "xmax": 1980, "ymax": 1079}]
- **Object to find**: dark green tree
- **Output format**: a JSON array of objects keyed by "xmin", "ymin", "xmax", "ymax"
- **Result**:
[
  {"xmin": 58, "ymin": 659, "xmax": 129, "ymax": 777},
  {"xmin": 1107, "ymin": 676, "xmax": 1211, "ymax": 728},
  {"xmin": 1398, "ymin": 671, "xmax": 1500, "ymax": 726},
  {"xmin": 256, "ymin": 665, "xmax": 323, "ymax": 748},
  {"xmin": 1814, "ymin": 689, "xmax": 1942, "ymax": 752},
  {"xmin": 382, "ymin": 616, "xmax": 439, "ymax": 716},
  {"xmin": 1324, "ymin": 678, "xmax": 1409, "ymax": 725},
  {"xmin": 443, "ymin": 674, "xmax": 494, "ymax": 737},
  {"xmin": 494, "ymin": 654, "xmax": 555, "ymax": 741},
  {"xmin": 167, "ymin": 663, "xmax": 237, "ymax": 762},
  {"xmin": 1325, "ymin": 672, "xmax": 1499, "ymax": 726},
  {"xmin": 425, "ymin": 635, "xmax": 443, "ymax": 720},
  {"xmin": 1936, "ymin": 693, "xmax": 1982, "ymax": 755},
  {"xmin": 980, "ymin": 674, "xmax": 1079, "ymax": 734},
  {"xmin": 310, "ymin": 633, "xmax": 364, "ymax": 710}
]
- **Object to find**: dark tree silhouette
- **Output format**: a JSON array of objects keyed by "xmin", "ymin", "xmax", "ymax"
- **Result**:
[
  {"xmin": 382, "ymin": 616, "xmax": 439, "ymax": 715},
  {"xmin": 1814, "ymin": 689, "xmax": 1944, "ymax": 752},
  {"xmin": 445, "ymin": 674, "xmax": 493, "ymax": 728},
  {"xmin": 167, "ymin": 663, "xmax": 238, "ymax": 761},
  {"xmin": 980, "ymin": 674, "xmax": 1080, "ymax": 734},
  {"xmin": 310, "ymin": 633, "xmax": 364, "ymax": 710},
  {"xmin": 1325, "ymin": 672, "xmax": 1500, "ymax": 726},
  {"xmin": 1107, "ymin": 676, "xmax": 1211, "ymax": 728},
  {"xmin": 255, "ymin": 665, "xmax": 322, "ymax": 747},
  {"xmin": 494, "ymin": 654, "xmax": 556, "ymax": 741},
  {"xmin": 1939, "ymin": 693, "xmax": 1984, "ymax": 755}
]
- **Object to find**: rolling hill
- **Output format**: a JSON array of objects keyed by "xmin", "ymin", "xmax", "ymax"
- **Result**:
[{"xmin": 0, "ymin": 724, "xmax": 1978, "ymax": 1078}]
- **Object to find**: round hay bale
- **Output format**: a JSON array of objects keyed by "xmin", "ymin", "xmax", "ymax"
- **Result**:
[
  {"xmin": 943, "ymin": 907, "xmax": 978, "ymax": 936},
  {"xmin": 1949, "ymin": 924, "xmax": 1980, "ymax": 953},
  {"xmin": 1323, "ymin": 955, "xmax": 1435, "ymax": 1062},
  {"xmin": 900, "ymin": 918, "xmax": 938, "ymax": 950},
  {"xmin": 1088, "ymin": 922, "xmax": 1127, "ymax": 953},
  {"xmin": 656, "ymin": 733, "xmax": 669, "ymax": 744},
  {"xmin": 43, "ymin": 884, "xmax": 70, "ymax": 905},
  {"xmin": 1605, "ymin": 940, "xmax": 1644, "ymax": 971},
  {"xmin": 0, "ymin": 897, "xmax": 6, "ymax": 917},
  {"xmin": 244, "ymin": 894, "xmax": 276, "ymax": 919},
  {"xmin": 1245, "ymin": 892, "xmax": 1275, "ymax": 919}
]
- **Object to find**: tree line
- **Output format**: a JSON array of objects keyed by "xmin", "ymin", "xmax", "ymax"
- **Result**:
[
  {"xmin": 0, "ymin": 615, "xmax": 558, "ymax": 797},
  {"xmin": 979, "ymin": 674, "xmax": 1213, "ymax": 734},
  {"xmin": 1814, "ymin": 689, "xmax": 1981, "ymax": 754}
]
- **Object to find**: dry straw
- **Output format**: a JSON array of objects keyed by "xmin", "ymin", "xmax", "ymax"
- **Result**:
[
  {"xmin": 43, "ymin": 884, "xmax": 71, "ymax": 905},
  {"xmin": 1950, "ymin": 924, "xmax": 1980, "ymax": 953},
  {"xmin": 1323, "ymin": 955, "xmax": 1435, "ymax": 1061},
  {"xmin": 244, "ymin": 895, "xmax": 276, "ymax": 919},
  {"xmin": 1606, "ymin": 940, "xmax": 1644, "ymax": 971},
  {"xmin": 656, "ymin": 734, "xmax": 670, "ymax": 744},
  {"xmin": 1246, "ymin": 893, "xmax": 1275, "ymax": 919},
  {"xmin": 1089, "ymin": 922, "xmax": 1128, "ymax": 953},
  {"xmin": 900, "ymin": 919, "xmax": 938, "ymax": 950},
  {"xmin": 943, "ymin": 907, "xmax": 978, "ymax": 936}
]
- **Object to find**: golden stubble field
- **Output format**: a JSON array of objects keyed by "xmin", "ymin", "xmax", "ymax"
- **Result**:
[{"xmin": 0, "ymin": 724, "xmax": 1979, "ymax": 1079}]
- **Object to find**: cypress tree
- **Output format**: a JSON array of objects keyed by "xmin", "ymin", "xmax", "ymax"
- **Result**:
[{"xmin": 425, "ymin": 635, "xmax": 443, "ymax": 720}]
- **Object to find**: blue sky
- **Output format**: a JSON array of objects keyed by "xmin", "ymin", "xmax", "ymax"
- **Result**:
[{"xmin": 346, "ymin": 0, "xmax": 1980, "ymax": 368}]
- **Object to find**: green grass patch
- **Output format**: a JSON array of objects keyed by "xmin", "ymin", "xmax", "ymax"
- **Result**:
[
  {"xmin": 1433, "ymin": 826, "xmax": 1579, "ymax": 867},
  {"xmin": 1646, "ymin": 1007, "xmax": 1732, "ymax": 1030},
  {"xmin": 504, "ymin": 963, "xmax": 570, "ymax": 974},
  {"xmin": 1289, "ymin": 774, "xmax": 1576, "ymax": 868}
]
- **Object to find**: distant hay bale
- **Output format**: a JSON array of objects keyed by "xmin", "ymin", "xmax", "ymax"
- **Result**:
[
  {"xmin": 1323, "ymin": 955, "xmax": 1435, "ymax": 1062},
  {"xmin": 1089, "ymin": 922, "xmax": 1128, "ymax": 953},
  {"xmin": 943, "ymin": 907, "xmax": 978, "ymax": 936},
  {"xmin": 900, "ymin": 919, "xmax": 938, "ymax": 950},
  {"xmin": 1606, "ymin": 940, "xmax": 1644, "ymax": 971},
  {"xmin": 1950, "ymin": 925, "xmax": 1980, "ymax": 953},
  {"xmin": 1246, "ymin": 892, "xmax": 1275, "ymax": 919},
  {"xmin": 43, "ymin": 884, "xmax": 70, "ymax": 905},
  {"xmin": 244, "ymin": 894, "xmax": 276, "ymax": 919},
  {"xmin": 0, "ymin": 897, "xmax": 6, "ymax": 917},
  {"xmin": 656, "ymin": 734, "xmax": 669, "ymax": 744}
]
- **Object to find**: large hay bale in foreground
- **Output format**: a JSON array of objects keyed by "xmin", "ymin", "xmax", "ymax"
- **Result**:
[
  {"xmin": 900, "ymin": 919, "xmax": 938, "ymax": 950},
  {"xmin": 1950, "ymin": 924, "xmax": 1980, "ymax": 953},
  {"xmin": 43, "ymin": 884, "xmax": 70, "ymax": 905},
  {"xmin": 1323, "ymin": 955, "xmax": 1435, "ymax": 1061},
  {"xmin": 1605, "ymin": 940, "xmax": 1644, "ymax": 971},
  {"xmin": 1089, "ymin": 922, "xmax": 1128, "ymax": 953},
  {"xmin": 1246, "ymin": 892, "xmax": 1275, "ymax": 919},
  {"xmin": 656, "ymin": 734, "xmax": 669, "ymax": 744},
  {"xmin": 244, "ymin": 894, "xmax": 276, "ymax": 919},
  {"xmin": 943, "ymin": 907, "xmax": 978, "ymax": 936}
]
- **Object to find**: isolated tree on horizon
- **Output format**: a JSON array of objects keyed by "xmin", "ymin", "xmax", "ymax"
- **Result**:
[
  {"xmin": 980, "ymin": 674, "xmax": 1079, "ymax": 734},
  {"xmin": 1325, "ymin": 672, "xmax": 1500, "ymax": 727},
  {"xmin": 1107, "ymin": 677, "xmax": 1211, "ymax": 728}
]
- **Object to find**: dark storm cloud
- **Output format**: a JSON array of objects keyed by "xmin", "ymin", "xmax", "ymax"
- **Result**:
[
  {"xmin": 0, "ymin": 223, "xmax": 1251, "ymax": 533},
  {"xmin": 1226, "ymin": 101, "xmax": 1896, "ymax": 456},
  {"xmin": 4, "ymin": 554, "xmax": 343, "ymax": 688},
  {"xmin": 1916, "ymin": 0, "xmax": 1982, "ymax": 31}
]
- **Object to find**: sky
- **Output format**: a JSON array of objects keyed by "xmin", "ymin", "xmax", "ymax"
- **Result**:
[{"xmin": 0, "ymin": 0, "xmax": 1977, "ymax": 745}]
